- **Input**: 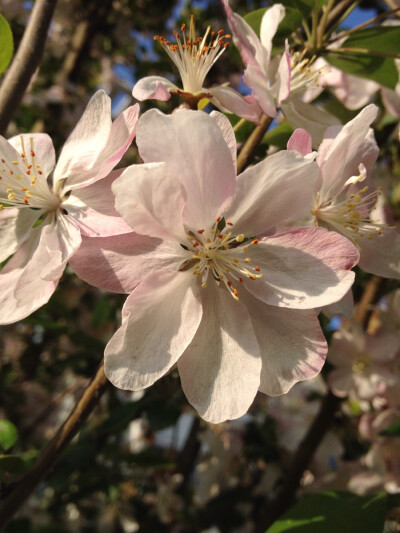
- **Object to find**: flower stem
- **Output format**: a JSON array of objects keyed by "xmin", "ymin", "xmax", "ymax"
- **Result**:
[
  {"xmin": 0, "ymin": 360, "xmax": 109, "ymax": 529},
  {"xmin": 236, "ymin": 115, "xmax": 272, "ymax": 174},
  {"xmin": 0, "ymin": 0, "xmax": 59, "ymax": 135}
]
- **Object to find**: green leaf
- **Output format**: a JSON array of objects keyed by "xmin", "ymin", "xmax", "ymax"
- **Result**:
[
  {"xmin": 243, "ymin": 7, "xmax": 302, "ymax": 44},
  {"xmin": 263, "ymin": 122, "xmax": 294, "ymax": 149},
  {"xmin": 0, "ymin": 13, "xmax": 13, "ymax": 75},
  {"xmin": 324, "ymin": 52, "xmax": 398, "ymax": 89},
  {"xmin": 379, "ymin": 421, "xmax": 400, "ymax": 437},
  {"xmin": 279, "ymin": 0, "xmax": 329, "ymax": 18},
  {"xmin": 342, "ymin": 26, "xmax": 400, "ymax": 56},
  {"xmin": 0, "ymin": 454, "xmax": 26, "ymax": 475},
  {"xmin": 0, "ymin": 419, "xmax": 18, "ymax": 451},
  {"xmin": 266, "ymin": 492, "xmax": 387, "ymax": 533}
]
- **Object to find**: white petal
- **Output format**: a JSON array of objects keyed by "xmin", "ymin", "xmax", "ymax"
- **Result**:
[
  {"xmin": 0, "ymin": 208, "xmax": 40, "ymax": 263},
  {"xmin": 105, "ymin": 270, "xmax": 203, "ymax": 390},
  {"xmin": 210, "ymin": 110, "xmax": 237, "ymax": 168},
  {"xmin": 132, "ymin": 76, "xmax": 177, "ymax": 101},
  {"xmin": 209, "ymin": 85, "xmax": 262, "ymax": 123}
]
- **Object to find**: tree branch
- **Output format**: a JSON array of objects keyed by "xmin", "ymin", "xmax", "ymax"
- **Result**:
[
  {"xmin": 236, "ymin": 115, "xmax": 272, "ymax": 174},
  {"xmin": 0, "ymin": 360, "xmax": 108, "ymax": 529},
  {"xmin": 0, "ymin": 0, "xmax": 58, "ymax": 136}
]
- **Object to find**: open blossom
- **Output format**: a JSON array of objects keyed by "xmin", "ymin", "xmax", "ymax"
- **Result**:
[
  {"xmin": 221, "ymin": 1, "xmax": 339, "ymax": 144},
  {"xmin": 0, "ymin": 90, "xmax": 139, "ymax": 324},
  {"xmin": 287, "ymin": 104, "xmax": 400, "ymax": 283},
  {"xmin": 327, "ymin": 323, "xmax": 400, "ymax": 400},
  {"xmin": 70, "ymin": 108, "xmax": 359, "ymax": 423},
  {"xmin": 132, "ymin": 16, "xmax": 261, "ymax": 123}
]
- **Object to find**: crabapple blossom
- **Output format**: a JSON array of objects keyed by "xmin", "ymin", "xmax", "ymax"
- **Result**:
[
  {"xmin": 132, "ymin": 16, "xmax": 261, "ymax": 122},
  {"xmin": 70, "ymin": 108, "xmax": 359, "ymax": 423},
  {"xmin": 221, "ymin": 1, "xmax": 340, "ymax": 144},
  {"xmin": 287, "ymin": 105, "xmax": 400, "ymax": 281},
  {"xmin": 0, "ymin": 90, "xmax": 139, "ymax": 324}
]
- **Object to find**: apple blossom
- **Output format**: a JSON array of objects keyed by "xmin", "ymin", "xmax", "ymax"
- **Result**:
[
  {"xmin": 221, "ymin": 1, "xmax": 340, "ymax": 144},
  {"xmin": 70, "ymin": 108, "xmax": 359, "ymax": 423},
  {"xmin": 0, "ymin": 90, "xmax": 139, "ymax": 324},
  {"xmin": 287, "ymin": 104, "xmax": 400, "ymax": 281},
  {"xmin": 132, "ymin": 16, "xmax": 261, "ymax": 123}
]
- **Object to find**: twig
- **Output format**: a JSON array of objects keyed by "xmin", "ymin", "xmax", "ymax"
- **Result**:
[
  {"xmin": 176, "ymin": 416, "xmax": 202, "ymax": 493},
  {"xmin": 236, "ymin": 115, "xmax": 272, "ymax": 174},
  {"xmin": 353, "ymin": 275, "xmax": 384, "ymax": 328},
  {"xmin": 0, "ymin": 0, "xmax": 58, "ymax": 135},
  {"xmin": 0, "ymin": 360, "xmax": 108, "ymax": 529}
]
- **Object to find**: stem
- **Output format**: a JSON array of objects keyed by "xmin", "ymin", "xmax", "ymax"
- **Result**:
[
  {"xmin": 236, "ymin": 115, "xmax": 272, "ymax": 174},
  {"xmin": 324, "ymin": 1, "xmax": 360, "ymax": 39},
  {"xmin": 328, "ymin": 7, "xmax": 400, "ymax": 45},
  {"xmin": 310, "ymin": 6, "xmax": 319, "ymax": 55},
  {"xmin": 317, "ymin": 0, "xmax": 336, "ymax": 48},
  {"xmin": 0, "ymin": 360, "xmax": 108, "ymax": 529},
  {"xmin": 325, "ymin": 47, "xmax": 400, "ymax": 59},
  {"xmin": 354, "ymin": 275, "xmax": 384, "ymax": 328},
  {"xmin": 0, "ymin": 0, "xmax": 59, "ymax": 136},
  {"xmin": 233, "ymin": 117, "xmax": 247, "ymax": 133}
]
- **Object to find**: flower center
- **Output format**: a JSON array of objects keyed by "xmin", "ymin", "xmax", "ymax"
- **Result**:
[
  {"xmin": 352, "ymin": 353, "xmax": 371, "ymax": 375},
  {"xmin": 0, "ymin": 136, "xmax": 60, "ymax": 211},
  {"xmin": 289, "ymin": 51, "xmax": 325, "ymax": 97},
  {"xmin": 311, "ymin": 181, "xmax": 386, "ymax": 248},
  {"xmin": 179, "ymin": 217, "xmax": 262, "ymax": 301},
  {"xmin": 154, "ymin": 16, "xmax": 231, "ymax": 95}
]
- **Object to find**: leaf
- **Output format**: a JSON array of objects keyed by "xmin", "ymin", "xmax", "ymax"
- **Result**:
[
  {"xmin": 0, "ymin": 419, "xmax": 18, "ymax": 451},
  {"xmin": 266, "ymin": 491, "xmax": 387, "ymax": 533},
  {"xmin": 379, "ymin": 421, "xmax": 400, "ymax": 437},
  {"xmin": 324, "ymin": 52, "xmax": 398, "ymax": 89},
  {"xmin": 279, "ymin": 0, "xmax": 329, "ymax": 18},
  {"xmin": 263, "ymin": 121, "xmax": 294, "ymax": 149},
  {"xmin": 244, "ymin": 7, "xmax": 302, "ymax": 44},
  {"xmin": 342, "ymin": 26, "xmax": 400, "ymax": 56},
  {"xmin": 0, "ymin": 13, "xmax": 13, "ymax": 74}
]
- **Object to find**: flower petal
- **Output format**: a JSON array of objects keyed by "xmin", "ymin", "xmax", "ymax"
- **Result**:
[
  {"xmin": 136, "ymin": 108, "xmax": 236, "ymax": 229},
  {"xmin": 113, "ymin": 162, "xmax": 186, "ymax": 241},
  {"xmin": 260, "ymin": 4, "xmax": 285, "ymax": 67},
  {"xmin": 105, "ymin": 270, "xmax": 203, "ymax": 390},
  {"xmin": 132, "ymin": 75, "xmax": 177, "ymax": 101},
  {"xmin": 243, "ymin": 64, "xmax": 277, "ymax": 117},
  {"xmin": 63, "ymin": 170, "xmax": 134, "ymax": 237},
  {"xmin": 226, "ymin": 150, "xmax": 319, "ymax": 236},
  {"xmin": 210, "ymin": 110, "xmax": 237, "ymax": 168},
  {"xmin": 69, "ymin": 232, "xmax": 184, "ymax": 294},
  {"xmin": 209, "ymin": 85, "xmax": 262, "ymax": 123},
  {"xmin": 0, "ymin": 208, "xmax": 40, "ymax": 263},
  {"xmin": 178, "ymin": 283, "xmax": 261, "ymax": 423},
  {"xmin": 241, "ymin": 292, "xmax": 327, "ymax": 395},
  {"xmin": 54, "ymin": 91, "xmax": 139, "ymax": 190},
  {"xmin": 287, "ymin": 128, "xmax": 312, "ymax": 156},
  {"xmin": 243, "ymin": 227, "xmax": 359, "ymax": 309},
  {"xmin": 358, "ymin": 228, "xmax": 400, "ymax": 279}
]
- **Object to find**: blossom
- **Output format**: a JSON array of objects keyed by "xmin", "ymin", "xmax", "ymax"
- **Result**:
[
  {"xmin": 221, "ymin": 1, "xmax": 340, "ymax": 144},
  {"xmin": 287, "ymin": 104, "xmax": 400, "ymax": 282},
  {"xmin": 0, "ymin": 90, "xmax": 139, "ymax": 324},
  {"xmin": 132, "ymin": 16, "xmax": 261, "ymax": 123},
  {"xmin": 70, "ymin": 108, "xmax": 359, "ymax": 423},
  {"xmin": 327, "ymin": 323, "xmax": 399, "ymax": 400}
]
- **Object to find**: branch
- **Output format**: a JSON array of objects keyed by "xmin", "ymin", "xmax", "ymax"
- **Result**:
[
  {"xmin": 236, "ymin": 115, "xmax": 272, "ymax": 174},
  {"xmin": 0, "ymin": 360, "xmax": 108, "ymax": 529},
  {"xmin": 0, "ymin": 0, "xmax": 58, "ymax": 136}
]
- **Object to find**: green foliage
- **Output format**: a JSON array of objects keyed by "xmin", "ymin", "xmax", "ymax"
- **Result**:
[
  {"xmin": 0, "ymin": 419, "xmax": 18, "ymax": 451},
  {"xmin": 266, "ymin": 492, "xmax": 388, "ymax": 532},
  {"xmin": 278, "ymin": 0, "xmax": 330, "ymax": 18},
  {"xmin": 0, "ymin": 13, "xmax": 13, "ymax": 74},
  {"xmin": 244, "ymin": 7, "xmax": 302, "ymax": 46},
  {"xmin": 341, "ymin": 26, "xmax": 400, "ymax": 57},
  {"xmin": 263, "ymin": 122, "xmax": 294, "ymax": 149},
  {"xmin": 379, "ymin": 421, "xmax": 400, "ymax": 437}
]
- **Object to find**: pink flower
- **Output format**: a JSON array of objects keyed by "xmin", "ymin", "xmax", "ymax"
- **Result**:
[
  {"xmin": 0, "ymin": 91, "xmax": 139, "ymax": 324},
  {"xmin": 328, "ymin": 323, "xmax": 399, "ymax": 400},
  {"xmin": 221, "ymin": 1, "xmax": 340, "ymax": 144},
  {"xmin": 71, "ymin": 108, "xmax": 358, "ymax": 423},
  {"xmin": 287, "ymin": 105, "xmax": 400, "ymax": 282},
  {"xmin": 132, "ymin": 16, "xmax": 261, "ymax": 123}
]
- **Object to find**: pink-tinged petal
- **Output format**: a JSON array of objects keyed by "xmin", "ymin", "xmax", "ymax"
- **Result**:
[
  {"xmin": 0, "ymin": 208, "xmax": 40, "ymax": 263},
  {"xmin": 8, "ymin": 133, "xmax": 56, "ymax": 179},
  {"xmin": 113, "ymin": 162, "xmax": 186, "ymax": 241},
  {"xmin": 69, "ymin": 232, "xmax": 184, "ymax": 294},
  {"xmin": 104, "ymin": 270, "xmax": 203, "ymax": 390},
  {"xmin": 209, "ymin": 85, "xmax": 262, "ymax": 123},
  {"xmin": 331, "ymin": 73, "xmax": 379, "ymax": 110},
  {"xmin": 327, "ymin": 368, "xmax": 354, "ymax": 397},
  {"xmin": 242, "ymin": 293, "xmax": 327, "ymax": 395},
  {"xmin": 317, "ymin": 105, "xmax": 378, "ymax": 199},
  {"xmin": 259, "ymin": 4, "xmax": 285, "ymax": 66},
  {"xmin": 358, "ymin": 228, "xmax": 400, "ymax": 279},
  {"xmin": 287, "ymin": 128, "xmax": 312, "ymax": 156},
  {"xmin": 322, "ymin": 288, "xmax": 354, "ymax": 319},
  {"xmin": 381, "ymin": 86, "xmax": 400, "ymax": 117},
  {"xmin": 136, "ymin": 109, "xmax": 236, "ymax": 229},
  {"xmin": 221, "ymin": 0, "xmax": 263, "ymax": 68},
  {"xmin": 281, "ymin": 99, "xmax": 341, "ymax": 148},
  {"xmin": 244, "ymin": 227, "xmax": 359, "ymax": 309},
  {"xmin": 63, "ymin": 170, "xmax": 132, "ymax": 237},
  {"xmin": 275, "ymin": 41, "xmax": 291, "ymax": 105},
  {"xmin": 132, "ymin": 75, "xmax": 177, "ymax": 101},
  {"xmin": 243, "ymin": 64, "xmax": 277, "ymax": 117},
  {"xmin": 178, "ymin": 283, "xmax": 261, "ymax": 423},
  {"xmin": 54, "ymin": 91, "xmax": 139, "ymax": 190},
  {"xmin": 12, "ymin": 216, "xmax": 81, "ymax": 304},
  {"xmin": 210, "ymin": 111, "xmax": 237, "ymax": 168},
  {"xmin": 226, "ymin": 150, "xmax": 319, "ymax": 236}
]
